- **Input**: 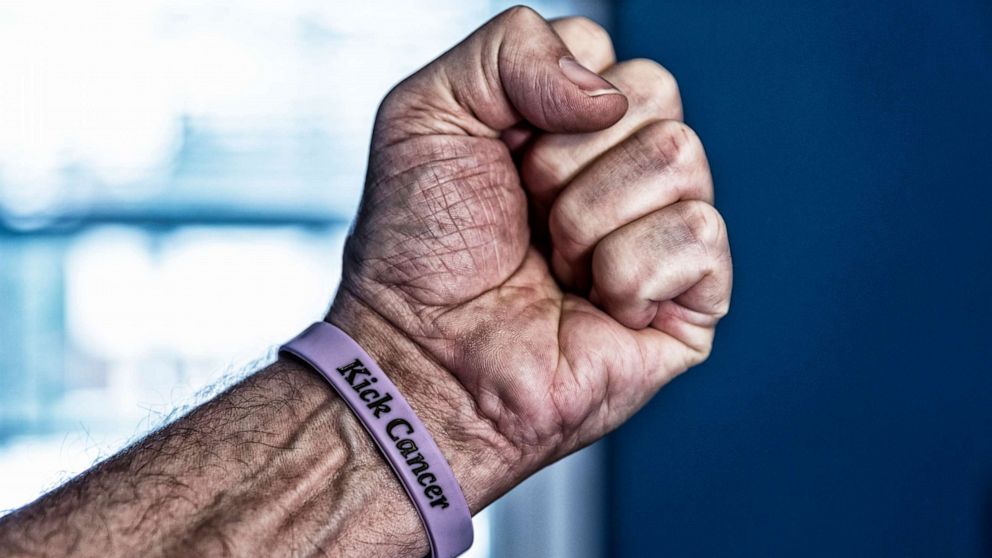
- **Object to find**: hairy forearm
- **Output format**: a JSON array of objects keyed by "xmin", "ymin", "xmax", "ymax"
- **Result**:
[
  {"xmin": 0, "ymin": 293, "xmax": 519, "ymax": 557},
  {"xmin": 0, "ymin": 357, "xmax": 424, "ymax": 557}
]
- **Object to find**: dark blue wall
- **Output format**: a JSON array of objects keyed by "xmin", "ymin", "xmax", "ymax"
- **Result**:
[{"xmin": 608, "ymin": 1, "xmax": 992, "ymax": 556}]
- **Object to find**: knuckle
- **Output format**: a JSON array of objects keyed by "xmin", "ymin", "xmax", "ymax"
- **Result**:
[
  {"xmin": 676, "ymin": 200, "xmax": 725, "ymax": 251},
  {"xmin": 618, "ymin": 58, "xmax": 680, "ymax": 112},
  {"xmin": 596, "ymin": 234, "xmax": 656, "ymax": 303},
  {"xmin": 698, "ymin": 274, "xmax": 733, "ymax": 320},
  {"xmin": 713, "ymin": 293, "xmax": 732, "ymax": 319},
  {"xmin": 564, "ymin": 16, "xmax": 613, "ymax": 49},
  {"xmin": 674, "ymin": 201, "xmax": 732, "ymax": 319},
  {"xmin": 499, "ymin": 5, "xmax": 544, "ymax": 28},
  {"xmin": 594, "ymin": 235, "xmax": 640, "ymax": 298},
  {"xmin": 634, "ymin": 120, "xmax": 705, "ymax": 171}
]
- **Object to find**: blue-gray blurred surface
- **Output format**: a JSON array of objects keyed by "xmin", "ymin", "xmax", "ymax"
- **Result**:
[{"xmin": 610, "ymin": 1, "xmax": 992, "ymax": 556}]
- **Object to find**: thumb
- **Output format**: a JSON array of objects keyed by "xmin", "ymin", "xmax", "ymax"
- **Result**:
[
  {"xmin": 380, "ymin": 6, "xmax": 628, "ymax": 139},
  {"xmin": 492, "ymin": 7, "xmax": 628, "ymax": 132}
]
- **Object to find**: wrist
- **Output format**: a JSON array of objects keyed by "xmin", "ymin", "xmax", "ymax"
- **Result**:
[{"xmin": 327, "ymin": 286, "xmax": 524, "ymax": 513}]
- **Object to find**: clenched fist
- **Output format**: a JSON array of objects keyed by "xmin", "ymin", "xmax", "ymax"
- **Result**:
[
  {"xmin": 0, "ymin": 7, "xmax": 732, "ymax": 558},
  {"xmin": 330, "ymin": 6, "xmax": 732, "ymax": 513}
]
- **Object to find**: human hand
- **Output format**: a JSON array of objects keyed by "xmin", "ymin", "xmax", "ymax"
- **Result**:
[
  {"xmin": 329, "ymin": 6, "xmax": 732, "ymax": 511},
  {"xmin": 0, "ymin": 9, "xmax": 731, "ymax": 558}
]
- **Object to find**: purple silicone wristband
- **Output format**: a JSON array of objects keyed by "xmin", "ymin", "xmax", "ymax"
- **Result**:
[{"xmin": 280, "ymin": 322, "xmax": 473, "ymax": 558}]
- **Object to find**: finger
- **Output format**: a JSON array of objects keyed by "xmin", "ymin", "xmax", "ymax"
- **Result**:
[
  {"xmin": 549, "ymin": 17, "xmax": 616, "ymax": 72},
  {"xmin": 377, "ymin": 6, "xmax": 628, "ymax": 147},
  {"xmin": 590, "ymin": 200, "xmax": 732, "ymax": 336},
  {"xmin": 550, "ymin": 120, "xmax": 712, "ymax": 289},
  {"xmin": 499, "ymin": 17, "xmax": 617, "ymax": 154},
  {"xmin": 521, "ymin": 58, "xmax": 682, "ymax": 205}
]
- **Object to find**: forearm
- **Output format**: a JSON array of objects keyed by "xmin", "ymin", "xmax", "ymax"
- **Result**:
[
  {"xmin": 0, "ymin": 356, "xmax": 422, "ymax": 557},
  {"xmin": 0, "ymin": 293, "xmax": 520, "ymax": 557}
]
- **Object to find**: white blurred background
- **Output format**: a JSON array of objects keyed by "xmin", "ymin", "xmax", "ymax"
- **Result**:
[{"xmin": 0, "ymin": 1, "xmax": 609, "ymax": 557}]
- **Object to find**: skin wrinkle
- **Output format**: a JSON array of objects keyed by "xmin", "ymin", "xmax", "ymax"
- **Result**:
[
  {"xmin": 467, "ymin": 291, "xmax": 563, "ymax": 446},
  {"xmin": 375, "ymin": 73, "xmax": 491, "ymax": 147},
  {"xmin": 552, "ymin": 295, "xmax": 580, "ymax": 443},
  {"xmin": 487, "ymin": 31, "xmax": 515, "ymax": 128},
  {"xmin": 571, "ymin": 130, "xmax": 683, "ymax": 213},
  {"xmin": 427, "ymin": 167, "xmax": 477, "ymax": 251},
  {"xmin": 361, "ymin": 154, "xmax": 518, "ymax": 307},
  {"xmin": 553, "ymin": 302, "xmax": 621, "ymax": 446},
  {"xmin": 486, "ymin": 9, "xmax": 540, "ymax": 132},
  {"xmin": 333, "ymin": 286, "xmax": 519, "ymax": 470},
  {"xmin": 372, "ymin": 140, "xmax": 507, "ymax": 191},
  {"xmin": 443, "ymin": 53, "xmax": 494, "ymax": 138},
  {"xmin": 487, "ymin": 168, "xmax": 516, "ymax": 275},
  {"xmin": 373, "ymin": 152, "xmax": 480, "ymax": 191}
]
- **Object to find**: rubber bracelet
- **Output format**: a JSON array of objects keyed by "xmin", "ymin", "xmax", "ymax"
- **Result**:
[{"xmin": 280, "ymin": 322, "xmax": 473, "ymax": 558}]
